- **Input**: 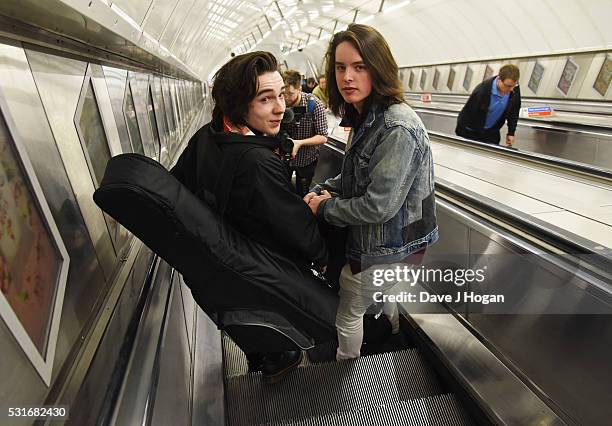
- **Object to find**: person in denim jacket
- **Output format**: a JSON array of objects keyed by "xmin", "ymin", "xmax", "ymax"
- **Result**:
[{"xmin": 305, "ymin": 24, "xmax": 439, "ymax": 360}]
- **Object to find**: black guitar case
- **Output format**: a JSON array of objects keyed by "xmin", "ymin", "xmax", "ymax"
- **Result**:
[{"xmin": 93, "ymin": 154, "xmax": 338, "ymax": 351}]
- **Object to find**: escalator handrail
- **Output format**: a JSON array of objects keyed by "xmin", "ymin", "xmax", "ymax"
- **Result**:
[{"xmin": 427, "ymin": 129, "xmax": 612, "ymax": 181}]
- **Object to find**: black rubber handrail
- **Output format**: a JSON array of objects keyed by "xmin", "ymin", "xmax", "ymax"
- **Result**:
[
  {"xmin": 434, "ymin": 180, "xmax": 612, "ymax": 276},
  {"xmin": 405, "ymin": 92, "xmax": 612, "ymax": 115},
  {"xmin": 426, "ymin": 129, "xmax": 612, "ymax": 182},
  {"xmin": 413, "ymin": 104, "xmax": 612, "ymax": 134}
]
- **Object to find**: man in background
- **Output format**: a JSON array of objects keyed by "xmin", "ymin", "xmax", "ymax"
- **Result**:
[
  {"xmin": 283, "ymin": 70, "xmax": 328, "ymax": 197},
  {"xmin": 455, "ymin": 64, "xmax": 521, "ymax": 147},
  {"xmin": 302, "ymin": 76, "xmax": 317, "ymax": 93}
]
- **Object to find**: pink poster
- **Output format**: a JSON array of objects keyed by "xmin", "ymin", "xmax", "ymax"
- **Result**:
[{"xmin": 0, "ymin": 124, "xmax": 60, "ymax": 356}]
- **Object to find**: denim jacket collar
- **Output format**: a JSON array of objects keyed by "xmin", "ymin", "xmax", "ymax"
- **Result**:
[
  {"xmin": 340, "ymin": 103, "xmax": 382, "ymax": 152},
  {"xmin": 338, "ymin": 102, "xmax": 381, "ymax": 129}
]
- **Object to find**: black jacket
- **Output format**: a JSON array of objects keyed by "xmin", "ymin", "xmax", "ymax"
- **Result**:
[
  {"xmin": 456, "ymin": 77, "xmax": 521, "ymax": 136},
  {"xmin": 94, "ymin": 153, "xmax": 338, "ymax": 346},
  {"xmin": 171, "ymin": 123, "xmax": 328, "ymax": 268}
]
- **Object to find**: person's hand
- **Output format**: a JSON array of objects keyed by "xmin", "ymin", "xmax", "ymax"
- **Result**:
[
  {"xmin": 308, "ymin": 190, "xmax": 332, "ymax": 215},
  {"xmin": 506, "ymin": 135, "xmax": 515, "ymax": 147},
  {"xmin": 303, "ymin": 191, "xmax": 317, "ymax": 204},
  {"xmin": 291, "ymin": 139, "xmax": 303, "ymax": 158}
]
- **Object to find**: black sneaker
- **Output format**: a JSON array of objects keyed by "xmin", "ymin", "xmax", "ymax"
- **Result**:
[{"xmin": 261, "ymin": 351, "xmax": 303, "ymax": 384}]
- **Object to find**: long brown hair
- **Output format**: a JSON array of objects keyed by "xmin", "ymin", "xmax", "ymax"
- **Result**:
[{"xmin": 325, "ymin": 24, "xmax": 404, "ymax": 122}]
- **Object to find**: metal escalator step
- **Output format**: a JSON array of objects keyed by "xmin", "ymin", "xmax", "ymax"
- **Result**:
[
  {"xmin": 261, "ymin": 393, "xmax": 473, "ymax": 426},
  {"xmin": 390, "ymin": 349, "xmax": 444, "ymax": 400},
  {"xmin": 222, "ymin": 334, "xmax": 337, "ymax": 379},
  {"xmin": 222, "ymin": 333, "xmax": 249, "ymax": 378},
  {"xmin": 225, "ymin": 348, "xmax": 444, "ymax": 426}
]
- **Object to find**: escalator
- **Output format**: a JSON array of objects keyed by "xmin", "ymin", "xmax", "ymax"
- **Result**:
[
  {"xmin": 403, "ymin": 93, "xmax": 612, "ymax": 172},
  {"xmin": 81, "ymin": 122, "xmax": 611, "ymax": 425},
  {"xmin": 222, "ymin": 330, "xmax": 473, "ymax": 425}
]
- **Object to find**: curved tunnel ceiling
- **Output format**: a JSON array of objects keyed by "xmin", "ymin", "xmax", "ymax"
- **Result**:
[
  {"xmin": 1, "ymin": 0, "xmax": 611, "ymax": 82},
  {"xmin": 107, "ymin": 0, "xmax": 413, "ymax": 79}
]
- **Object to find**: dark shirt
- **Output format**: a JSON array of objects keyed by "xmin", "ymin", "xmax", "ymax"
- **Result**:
[
  {"xmin": 170, "ymin": 124, "xmax": 328, "ymax": 268},
  {"xmin": 302, "ymin": 83, "xmax": 315, "ymax": 94},
  {"xmin": 456, "ymin": 76, "xmax": 521, "ymax": 136}
]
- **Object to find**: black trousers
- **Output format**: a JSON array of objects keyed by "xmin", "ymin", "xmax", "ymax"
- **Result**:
[
  {"xmin": 287, "ymin": 159, "xmax": 318, "ymax": 198},
  {"xmin": 456, "ymin": 126, "xmax": 500, "ymax": 145}
]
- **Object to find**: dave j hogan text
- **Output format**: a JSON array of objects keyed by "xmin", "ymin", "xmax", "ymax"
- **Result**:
[{"xmin": 374, "ymin": 291, "xmax": 505, "ymax": 305}]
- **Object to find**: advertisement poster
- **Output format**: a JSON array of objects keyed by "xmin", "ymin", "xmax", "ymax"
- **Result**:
[
  {"xmin": 0, "ymin": 118, "xmax": 61, "ymax": 357},
  {"xmin": 463, "ymin": 66, "xmax": 473, "ymax": 91},
  {"xmin": 593, "ymin": 56, "xmax": 612, "ymax": 97},
  {"xmin": 528, "ymin": 62, "xmax": 545, "ymax": 94},
  {"xmin": 447, "ymin": 68, "xmax": 456, "ymax": 91},
  {"xmin": 433, "ymin": 68, "xmax": 440, "ymax": 90},
  {"xmin": 483, "ymin": 65, "xmax": 494, "ymax": 81},
  {"xmin": 557, "ymin": 58, "xmax": 578, "ymax": 96}
]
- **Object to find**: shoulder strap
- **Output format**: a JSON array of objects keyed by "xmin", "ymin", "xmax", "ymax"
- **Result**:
[{"xmin": 307, "ymin": 96, "xmax": 315, "ymax": 114}]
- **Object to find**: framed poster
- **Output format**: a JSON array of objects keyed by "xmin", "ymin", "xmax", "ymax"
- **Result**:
[
  {"xmin": 409, "ymin": 70, "xmax": 415, "ymax": 90},
  {"xmin": 557, "ymin": 58, "xmax": 578, "ymax": 96},
  {"xmin": 75, "ymin": 70, "xmax": 124, "ymax": 256},
  {"xmin": 463, "ymin": 66, "xmax": 473, "ymax": 91},
  {"xmin": 419, "ymin": 69, "xmax": 427, "ymax": 90},
  {"xmin": 483, "ymin": 65, "xmax": 494, "ymax": 81},
  {"xmin": 0, "ymin": 105, "xmax": 69, "ymax": 386},
  {"xmin": 447, "ymin": 68, "xmax": 456, "ymax": 90},
  {"xmin": 432, "ymin": 68, "xmax": 440, "ymax": 90},
  {"xmin": 528, "ymin": 62, "xmax": 545, "ymax": 94},
  {"xmin": 593, "ymin": 56, "xmax": 612, "ymax": 97}
]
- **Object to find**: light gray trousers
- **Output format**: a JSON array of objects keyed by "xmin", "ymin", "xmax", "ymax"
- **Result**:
[{"xmin": 335, "ymin": 264, "xmax": 401, "ymax": 361}]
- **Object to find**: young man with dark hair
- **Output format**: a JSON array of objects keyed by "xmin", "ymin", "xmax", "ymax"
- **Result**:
[
  {"xmin": 282, "ymin": 69, "xmax": 328, "ymax": 197},
  {"xmin": 171, "ymin": 52, "xmax": 327, "ymax": 383},
  {"xmin": 456, "ymin": 64, "xmax": 522, "ymax": 147}
]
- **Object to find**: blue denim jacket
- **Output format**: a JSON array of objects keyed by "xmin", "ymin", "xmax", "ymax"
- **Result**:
[{"xmin": 314, "ymin": 102, "xmax": 438, "ymax": 265}]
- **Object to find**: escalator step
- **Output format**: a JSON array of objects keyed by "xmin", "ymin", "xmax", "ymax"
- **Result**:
[
  {"xmin": 260, "ymin": 393, "xmax": 473, "ymax": 426},
  {"xmin": 223, "ymin": 333, "xmax": 249, "ymax": 378},
  {"xmin": 225, "ymin": 346, "xmax": 444, "ymax": 425},
  {"xmin": 222, "ymin": 334, "xmax": 337, "ymax": 378}
]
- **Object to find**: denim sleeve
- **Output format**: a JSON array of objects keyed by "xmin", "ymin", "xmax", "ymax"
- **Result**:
[
  {"xmin": 322, "ymin": 125, "xmax": 425, "ymax": 225},
  {"xmin": 312, "ymin": 173, "xmax": 342, "ymax": 195}
]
